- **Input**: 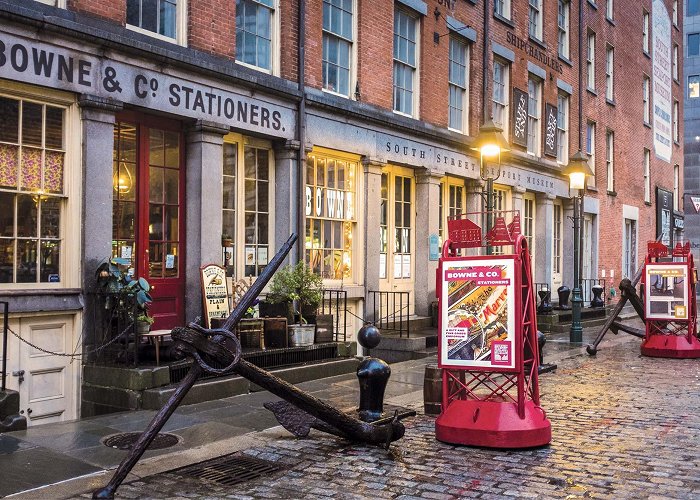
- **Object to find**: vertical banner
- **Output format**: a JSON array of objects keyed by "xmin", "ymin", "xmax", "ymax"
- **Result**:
[
  {"xmin": 544, "ymin": 104, "xmax": 558, "ymax": 157},
  {"xmin": 440, "ymin": 258, "xmax": 516, "ymax": 370},
  {"xmin": 652, "ymin": 0, "xmax": 672, "ymax": 163},
  {"xmin": 645, "ymin": 264, "xmax": 688, "ymax": 319},
  {"xmin": 656, "ymin": 187, "xmax": 674, "ymax": 248},
  {"xmin": 512, "ymin": 88, "xmax": 529, "ymax": 148}
]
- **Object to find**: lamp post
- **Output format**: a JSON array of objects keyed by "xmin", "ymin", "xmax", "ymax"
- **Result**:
[
  {"xmin": 471, "ymin": 119, "xmax": 510, "ymax": 254},
  {"xmin": 563, "ymin": 151, "xmax": 594, "ymax": 343}
]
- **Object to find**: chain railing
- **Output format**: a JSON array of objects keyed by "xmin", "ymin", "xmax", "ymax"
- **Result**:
[{"xmin": 367, "ymin": 290, "xmax": 410, "ymax": 338}]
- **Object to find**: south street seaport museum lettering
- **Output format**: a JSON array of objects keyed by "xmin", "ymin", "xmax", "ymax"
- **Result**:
[{"xmin": 0, "ymin": 32, "xmax": 294, "ymax": 138}]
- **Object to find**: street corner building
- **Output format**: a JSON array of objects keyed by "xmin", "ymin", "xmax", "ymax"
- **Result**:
[{"xmin": 0, "ymin": 0, "xmax": 684, "ymax": 426}]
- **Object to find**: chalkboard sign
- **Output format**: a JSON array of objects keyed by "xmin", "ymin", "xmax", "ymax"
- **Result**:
[
  {"xmin": 200, "ymin": 264, "xmax": 230, "ymax": 328},
  {"xmin": 512, "ymin": 88, "xmax": 529, "ymax": 148},
  {"xmin": 544, "ymin": 104, "xmax": 558, "ymax": 157}
]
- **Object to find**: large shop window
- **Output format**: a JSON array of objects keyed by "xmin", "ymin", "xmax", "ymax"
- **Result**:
[
  {"xmin": 305, "ymin": 152, "xmax": 356, "ymax": 280},
  {"xmin": 221, "ymin": 140, "xmax": 272, "ymax": 278},
  {"xmin": 0, "ymin": 96, "xmax": 65, "ymax": 284}
]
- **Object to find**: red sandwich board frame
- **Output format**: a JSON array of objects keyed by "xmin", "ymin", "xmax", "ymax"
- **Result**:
[
  {"xmin": 640, "ymin": 241, "xmax": 700, "ymax": 358},
  {"xmin": 434, "ymin": 211, "xmax": 551, "ymax": 448}
]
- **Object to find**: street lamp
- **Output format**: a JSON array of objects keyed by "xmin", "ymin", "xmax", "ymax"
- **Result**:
[
  {"xmin": 563, "ymin": 150, "xmax": 594, "ymax": 343},
  {"xmin": 471, "ymin": 119, "xmax": 510, "ymax": 255}
]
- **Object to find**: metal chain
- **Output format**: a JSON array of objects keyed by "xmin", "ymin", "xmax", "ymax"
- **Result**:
[{"xmin": 7, "ymin": 322, "xmax": 134, "ymax": 360}]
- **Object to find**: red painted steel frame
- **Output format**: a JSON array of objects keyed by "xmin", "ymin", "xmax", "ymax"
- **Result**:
[
  {"xmin": 435, "ymin": 215, "xmax": 551, "ymax": 448},
  {"xmin": 641, "ymin": 242, "xmax": 700, "ymax": 358}
]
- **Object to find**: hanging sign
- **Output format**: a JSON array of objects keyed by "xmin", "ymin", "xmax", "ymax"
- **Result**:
[
  {"xmin": 656, "ymin": 187, "xmax": 673, "ymax": 247},
  {"xmin": 512, "ymin": 88, "xmax": 529, "ymax": 148},
  {"xmin": 645, "ymin": 264, "xmax": 688, "ymax": 320},
  {"xmin": 652, "ymin": 0, "xmax": 672, "ymax": 163},
  {"xmin": 439, "ymin": 258, "xmax": 516, "ymax": 370},
  {"xmin": 544, "ymin": 104, "xmax": 558, "ymax": 157},
  {"xmin": 429, "ymin": 234, "xmax": 440, "ymax": 261},
  {"xmin": 691, "ymin": 196, "xmax": 700, "ymax": 213},
  {"xmin": 200, "ymin": 264, "xmax": 230, "ymax": 328}
]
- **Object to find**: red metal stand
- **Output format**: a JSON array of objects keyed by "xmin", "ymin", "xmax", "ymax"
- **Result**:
[
  {"xmin": 641, "ymin": 242, "xmax": 700, "ymax": 358},
  {"xmin": 434, "ymin": 211, "xmax": 551, "ymax": 448}
]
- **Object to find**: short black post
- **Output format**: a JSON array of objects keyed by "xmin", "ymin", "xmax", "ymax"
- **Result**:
[
  {"xmin": 537, "ymin": 289, "xmax": 553, "ymax": 314},
  {"xmin": 537, "ymin": 330, "xmax": 557, "ymax": 374},
  {"xmin": 590, "ymin": 285, "xmax": 605, "ymax": 308},
  {"xmin": 356, "ymin": 324, "xmax": 391, "ymax": 423},
  {"xmin": 557, "ymin": 285, "xmax": 571, "ymax": 310}
]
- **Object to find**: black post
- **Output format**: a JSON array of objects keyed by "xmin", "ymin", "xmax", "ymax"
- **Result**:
[
  {"xmin": 1, "ymin": 301, "xmax": 7, "ymax": 392},
  {"xmin": 486, "ymin": 176, "xmax": 494, "ymax": 255},
  {"xmin": 570, "ymin": 192, "xmax": 583, "ymax": 343}
]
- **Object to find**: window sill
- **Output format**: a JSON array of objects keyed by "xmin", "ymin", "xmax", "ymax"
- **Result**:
[
  {"xmin": 587, "ymin": 0, "xmax": 598, "ymax": 9},
  {"xmin": 645, "ymin": 201, "xmax": 652, "ymax": 206},
  {"xmin": 586, "ymin": 185, "xmax": 598, "ymax": 193},
  {"xmin": 493, "ymin": 13, "xmax": 515, "ymax": 28},
  {"xmin": 392, "ymin": 109, "xmax": 416, "ymax": 120},
  {"xmin": 644, "ymin": 121, "xmax": 652, "ymax": 129},
  {"xmin": 674, "ymin": 140, "xmax": 681, "ymax": 146},
  {"xmin": 643, "ymin": 50, "xmax": 651, "ymax": 59},
  {"xmin": 235, "ymin": 59, "xmax": 274, "ymax": 76},
  {"xmin": 126, "ymin": 24, "xmax": 183, "ymax": 46},
  {"xmin": 606, "ymin": 98, "xmax": 616, "ymax": 106},
  {"xmin": 674, "ymin": 23, "xmax": 680, "ymax": 32},
  {"xmin": 673, "ymin": 78, "xmax": 679, "ymax": 85},
  {"xmin": 607, "ymin": 190, "xmax": 617, "ymax": 197},
  {"xmin": 606, "ymin": 17, "xmax": 616, "ymax": 26},
  {"xmin": 528, "ymin": 36, "xmax": 547, "ymax": 51},
  {"xmin": 559, "ymin": 55, "xmax": 573, "ymax": 67},
  {"xmin": 587, "ymin": 87, "xmax": 598, "ymax": 96},
  {"xmin": 322, "ymin": 87, "xmax": 351, "ymax": 100}
]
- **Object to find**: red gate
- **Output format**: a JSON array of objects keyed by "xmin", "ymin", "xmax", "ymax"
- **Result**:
[
  {"xmin": 434, "ymin": 211, "xmax": 551, "ymax": 448},
  {"xmin": 641, "ymin": 241, "xmax": 700, "ymax": 358}
]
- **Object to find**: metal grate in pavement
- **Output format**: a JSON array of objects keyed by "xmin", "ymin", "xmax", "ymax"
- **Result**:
[
  {"xmin": 102, "ymin": 432, "xmax": 180, "ymax": 451},
  {"xmin": 168, "ymin": 453, "xmax": 282, "ymax": 487}
]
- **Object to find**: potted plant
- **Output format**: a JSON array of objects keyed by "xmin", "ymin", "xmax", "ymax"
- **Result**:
[
  {"xmin": 96, "ymin": 257, "xmax": 153, "ymax": 328},
  {"xmin": 268, "ymin": 262, "xmax": 323, "ymax": 346},
  {"xmin": 135, "ymin": 312, "xmax": 155, "ymax": 335}
]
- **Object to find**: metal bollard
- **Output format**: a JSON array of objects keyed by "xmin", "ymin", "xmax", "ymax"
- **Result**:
[
  {"xmin": 356, "ymin": 324, "xmax": 391, "ymax": 423},
  {"xmin": 537, "ymin": 330, "xmax": 557, "ymax": 374},
  {"xmin": 557, "ymin": 285, "xmax": 571, "ymax": 310}
]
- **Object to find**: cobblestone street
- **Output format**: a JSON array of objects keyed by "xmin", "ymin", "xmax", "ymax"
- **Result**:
[{"xmin": 103, "ymin": 339, "xmax": 700, "ymax": 499}]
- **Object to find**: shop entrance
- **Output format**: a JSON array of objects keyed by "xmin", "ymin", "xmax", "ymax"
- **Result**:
[
  {"xmin": 379, "ymin": 166, "xmax": 415, "ymax": 316},
  {"xmin": 113, "ymin": 114, "xmax": 185, "ymax": 330}
]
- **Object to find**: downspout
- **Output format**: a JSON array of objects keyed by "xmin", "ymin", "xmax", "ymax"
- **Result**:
[
  {"xmin": 297, "ymin": 0, "xmax": 307, "ymax": 262},
  {"xmin": 578, "ymin": 0, "xmax": 584, "ymax": 151},
  {"xmin": 483, "ymin": 0, "xmax": 490, "ymax": 121}
]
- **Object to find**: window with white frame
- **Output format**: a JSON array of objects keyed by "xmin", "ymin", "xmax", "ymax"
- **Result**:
[
  {"xmin": 586, "ymin": 121, "xmax": 596, "ymax": 186},
  {"xmin": 492, "ymin": 58, "xmax": 510, "ymax": 137},
  {"xmin": 673, "ymin": 0, "xmax": 678, "ymax": 25},
  {"xmin": 527, "ymin": 75, "xmax": 542, "ymax": 156},
  {"xmin": 0, "ymin": 95, "xmax": 66, "ymax": 284},
  {"xmin": 393, "ymin": 7, "xmax": 418, "ymax": 116},
  {"xmin": 673, "ymin": 44, "xmax": 679, "ymax": 80},
  {"xmin": 448, "ymin": 36, "xmax": 469, "ymax": 133},
  {"xmin": 643, "ymin": 11, "xmax": 650, "ymax": 53},
  {"xmin": 606, "ymin": 0, "xmax": 613, "ymax": 20},
  {"xmin": 643, "ymin": 76, "xmax": 651, "ymax": 122},
  {"xmin": 674, "ymin": 165, "xmax": 680, "ymax": 211},
  {"xmin": 644, "ymin": 148, "xmax": 650, "ymax": 203},
  {"xmin": 557, "ymin": 93, "xmax": 569, "ymax": 164},
  {"xmin": 558, "ymin": 0, "xmax": 570, "ymax": 59},
  {"xmin": 691, "ymin": 75, "xmax": 700, "ymax": 98},
  {"xmin": 127, "ymin": 0, "xmax": 185, "ymax": 43},
  {"xmin": 587, "ymin": 32, "xmax": 596, "ymax": 90},
  {"xmin": 221, "ymin": 140, "xmax": 273, "ymax": 278},
  {"xmin": 491, "ymin": 187, "xmax": 508, "ymax": 255},
  {"xmin": 236, "ymin": 0, "xmax": 275, "ymax": 72},
  {"xmin": 606, "ymin": 130, "xmax": 614, "ymax": 192},
  {"xmin": 674, "ymin": 100, "xmax": 679, "ymax": 142},
  {"xmin": 529, "ymin": 0, "xmax": 543, "ymax": 40},
  {"xmin": 494, "ymin": 0, "xmax": 511, "ymax": 19},
  {"xmin": 305, "ymin": 151, "xmax": 357, "ymax": 280},
  {"xmin": 606, "ymin": 46, "xmax": 614, "ymax": 100},
  {"xmin": 523, "ymin": 195, "xmax": 535, "ymax": 258},
  {"xmin": 553, "ymin": 203, "xmax": 562, "ymax": 275},
  {"xmin": 323, "ymin": 0, "xmax": 353, "ymax": 96}
]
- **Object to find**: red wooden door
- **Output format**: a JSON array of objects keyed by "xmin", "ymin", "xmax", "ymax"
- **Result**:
[{"xmin": 114, "ymin": 113, "xmax": 185, "ymax": 330}]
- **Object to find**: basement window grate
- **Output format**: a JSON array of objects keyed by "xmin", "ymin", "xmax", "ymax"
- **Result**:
[
  {"xmin": 102, "ymin": 432, "xmax": 180, "ymax": 450},
  {"xmin": 168, "ymin": 453, "xmax": 283, "ymax": 487}
]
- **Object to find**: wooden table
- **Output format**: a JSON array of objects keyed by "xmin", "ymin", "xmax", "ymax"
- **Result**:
[{"xmin": 141, "ymin": 329, "xmax": 170, "ymax": 366}]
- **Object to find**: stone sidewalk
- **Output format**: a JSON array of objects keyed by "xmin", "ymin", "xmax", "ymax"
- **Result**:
[{"xmin": 85, "ymin": 330, "xmax": 699, "ymax": 499}]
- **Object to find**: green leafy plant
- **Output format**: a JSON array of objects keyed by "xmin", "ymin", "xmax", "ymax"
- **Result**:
[
  {"xmin": 96, "ymin": 257, "xmax": 153, "ymax": 321},
  {"xmin": 268, "ymin": 262, "xmax": 323, "ymax": 324},
  {"xmin": 136, "ymin": 313, "xmax": 155, "ymax": 325}
]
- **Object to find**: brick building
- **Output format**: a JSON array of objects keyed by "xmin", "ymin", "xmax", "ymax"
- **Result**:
[{"xmin": 0, "ymin": 0, "xmax": 683, "ymax": 423}]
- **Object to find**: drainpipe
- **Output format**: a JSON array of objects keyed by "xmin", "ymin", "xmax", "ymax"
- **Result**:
[
  {"xmin": 483, "ymin": 0, "xmax": 490, "ymax": 121},
  {"xmin": 297, "ymin": 0, "xmax": 307, "ymax": 262}
]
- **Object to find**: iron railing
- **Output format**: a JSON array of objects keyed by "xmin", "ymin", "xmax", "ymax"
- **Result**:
[
  {"xmin": 84, "ymin": 292, "xmax": 138, "ymax": 366},
  {"xmin": 581, "ymin": 278, "xmax": 606, "ymax": 306},
  {"xmin": 1, "ymin": 301, "xmax": 8, "ymax": 391},
  {"xmin": 320, "ymin": 289, "xmax": 347, "ymax": 342},
  {"xmin": 367, "ymin": 290, "xmax": 410, "ymax": 338}
]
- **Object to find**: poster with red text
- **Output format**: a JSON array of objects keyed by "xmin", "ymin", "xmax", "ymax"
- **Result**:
[{"xmin": 439, "ymin": 258, "xmax": 516, "ymax": 370}]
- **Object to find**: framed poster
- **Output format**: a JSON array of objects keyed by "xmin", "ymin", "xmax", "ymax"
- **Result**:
[
  {"xmin": 645, "ymin": 263, "xmax": 688, "ymax": 320},
  {"xmin": 200, "ymin": 264, "xmax": 230, "ymax": 328},
  {"xmin": 656, "ymin": 187, "xmax": 673, "ymax": 248},
  {"xmin": 511, "ymin": 88, "xmax": 529, "ymax": 148},
  {"xmin": 439, "ymin": 258, "xmax": 516, "ymax": 370}
]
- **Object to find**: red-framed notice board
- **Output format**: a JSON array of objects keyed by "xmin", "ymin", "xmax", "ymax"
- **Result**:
[{"xmin": 439, "ymin": 257, "xmax": 517, "ymax": 371}]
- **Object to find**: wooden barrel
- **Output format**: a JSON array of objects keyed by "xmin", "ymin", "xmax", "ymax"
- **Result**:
[{"xmin": 423, "ymin": 363, "xmax": 442, "ymax": 416}]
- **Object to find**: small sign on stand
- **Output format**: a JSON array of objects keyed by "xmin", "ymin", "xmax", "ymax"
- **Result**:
[{"xmin": 200, "ymin": 264, "xmax": 230, "ymax": 328}]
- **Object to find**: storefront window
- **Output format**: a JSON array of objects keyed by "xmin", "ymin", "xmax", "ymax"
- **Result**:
[
  {"xmin": 305, "ymin": 151, "xmax": 356, "ymax": 280},
  {"xmin": 0, "ymin": 96, "xmax": 64, "ymax": 284},
  {"xmin": 380, "ymin": 173, "xmax": 388, "ymax": 279}
]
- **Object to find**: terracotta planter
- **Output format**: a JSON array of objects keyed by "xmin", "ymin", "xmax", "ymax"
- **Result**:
[{"xmin": 289, "ymin": 324, "xmax": 315, "ymax": 346}]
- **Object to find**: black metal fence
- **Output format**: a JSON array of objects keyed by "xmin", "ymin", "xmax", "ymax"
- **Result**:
[
  {"xmin": 1, "ymin": 301, "xmax": 8, "ymax": 391},
  {"xmin": 581, "ymin": 278, "xmax": 606, "ymax": 306},
  {"xmin": 367, "ymin": 290, "xmax": 410, "ymax": 338},
  {"xmin": 84, "ymin": 292, "xmax": 138, "ymax": 366},
  {"xmin": 320, "ymin": 289, "xmax": 347, "ymax": 342}
]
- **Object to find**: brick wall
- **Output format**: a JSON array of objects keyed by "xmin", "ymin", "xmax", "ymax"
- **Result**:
[
  {"xmin": 67, "ymin": 0, "xmax": 125, "ymax": 24},
  {"xmin": 188, "ymin": 0, "xmax": 235, "ymax": 58}
]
